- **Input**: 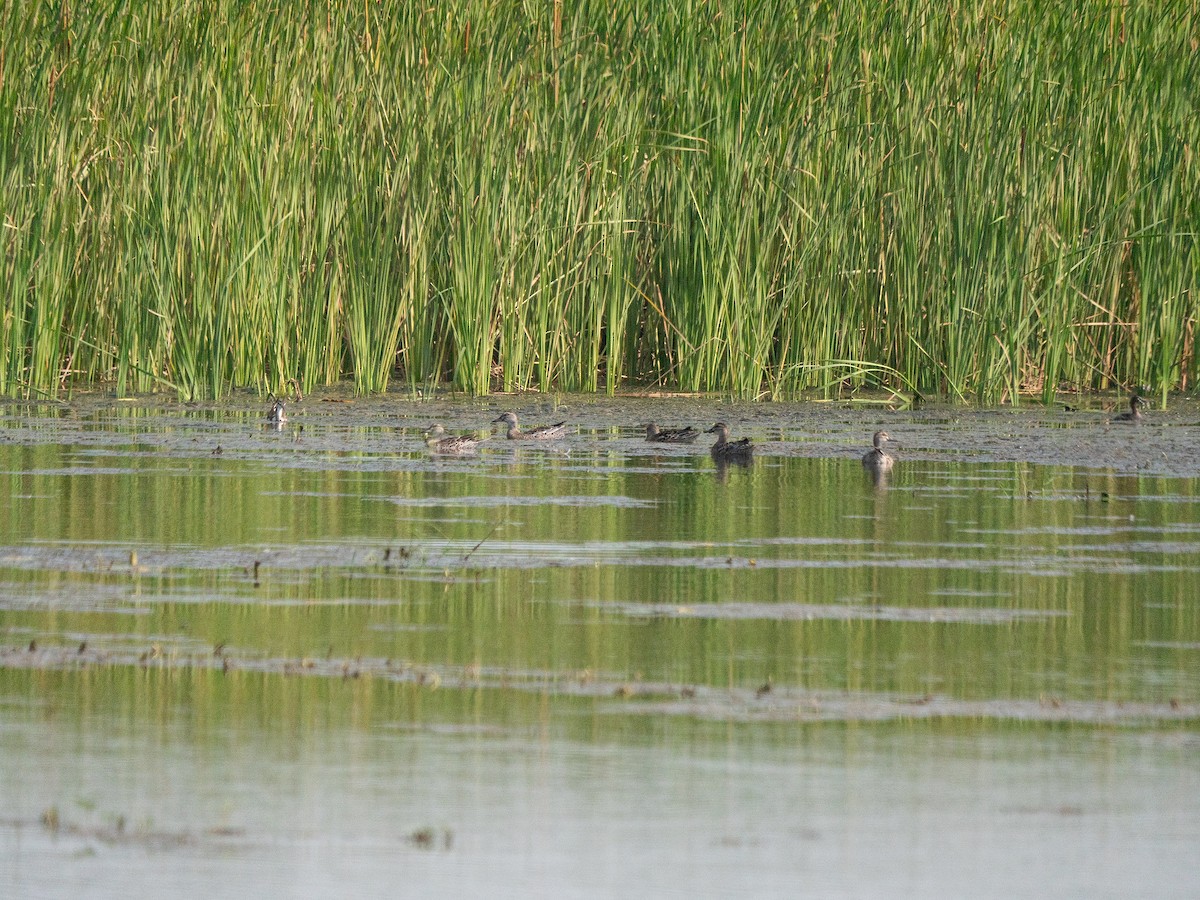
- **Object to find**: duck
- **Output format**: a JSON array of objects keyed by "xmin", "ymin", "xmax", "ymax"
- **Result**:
[
  {"xmin": 492, "ymin": 412, "xmax": 568, "ymax": 440},
  {"xmin": 1112, "ymin": 395, "xmax": 1144, "ymax": 424},
  {"xmin": 645, "ymin": 423, "xmax": 700, "ymax": 443},
  {"xmin": 706, "ymin": 422, "xmax": 753, "ymax": 459},
  {"xmin": 861, "ymin": 431, "xmax": 895, "ymax": 474},
  {"xmin": 424, "ymin": 424, "xmax": 482, "ymax": 453},
  {"xmin": 267, "ymin": 396, "xmax": 287, "ymax": 427}
]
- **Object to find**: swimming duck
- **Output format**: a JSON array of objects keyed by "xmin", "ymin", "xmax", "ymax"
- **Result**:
[
  {"xmin": 645, "ymin": 423, "xmax": 700, "ymax": 443},
  {"xmin": 706, "ymin": 422, "xmax": 753, "ymax": 459},
  {"xmin": 267, "ymin": 397, "xmax": 287, "ymax": 427},
  {"xmin": 424, "ymin": 424, "xmax": 482, "ymax": 453},
  {"xmin": 861, "ymin": 431, "xmax": 895, "ymax": 474},
  {"xmin": 492, "ymin": 412, "xmax": 568, "ymax": 440},
  {"xmin": 1112, "ymin": 395, "xmax": 1144, "ymax": 424}
]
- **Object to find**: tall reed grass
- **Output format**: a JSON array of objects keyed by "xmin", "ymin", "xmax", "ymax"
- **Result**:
[{"xmin": 1, "ymin": 1, "xmax": 1196, "ymax": 400}]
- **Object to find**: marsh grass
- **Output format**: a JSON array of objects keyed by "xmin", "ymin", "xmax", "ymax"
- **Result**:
[{"xmin": 1, "ymin": 1, "xmax": 1196, "ymax": 401}]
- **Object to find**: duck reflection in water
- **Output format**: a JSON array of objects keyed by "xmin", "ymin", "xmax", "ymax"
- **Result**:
[{"xmin": 712, "ymin": 453, "xmax": 753, "ymax": 481}]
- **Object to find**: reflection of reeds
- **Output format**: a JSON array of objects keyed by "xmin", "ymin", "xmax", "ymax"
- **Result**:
[{"xmin": 2, "ymin": 3, "xmax": 1195, "ymax": 401}]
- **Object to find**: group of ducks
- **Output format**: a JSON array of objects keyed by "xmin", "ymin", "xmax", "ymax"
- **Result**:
[
  {"xmin": 265, "ymin": 393, "xmax": 1149, "ymax": 478},
  {"xmin": 426, "ymin": 412, "xmax": 895, "ymax": 479},
  {"xmin": 424, "ymin": 414, "xmax": 759, "ymax": 463}
]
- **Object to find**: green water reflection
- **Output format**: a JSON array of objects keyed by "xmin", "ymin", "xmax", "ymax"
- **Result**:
[{"xmin": 2, "ymin": 430, "xmax": 1197, "ymax": 712}]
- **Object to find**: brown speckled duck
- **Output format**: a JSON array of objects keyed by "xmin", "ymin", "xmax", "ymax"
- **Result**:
[
  {"xmin": 861, "ymin": 431, "xmax": 895, "ymax": 475},
  {"xmin": 645, "ymin": 423, "xmax": 700, "ymax": 443},
  {"xmin": 492, "ymin": 412, "xmax": 569, "ymax": 440},
  {"xmin": 706, "ymin": 422, "xmax": 753, "ymax": 460},
  {"xmin": 425, "ymin": 424, "xmax": 482, "ymax": 453}
]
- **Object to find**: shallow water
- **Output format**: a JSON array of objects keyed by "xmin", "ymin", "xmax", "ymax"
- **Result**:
[{"xmin": 2, "ymin": 394, "xmax": 1199, "ymax": 898}]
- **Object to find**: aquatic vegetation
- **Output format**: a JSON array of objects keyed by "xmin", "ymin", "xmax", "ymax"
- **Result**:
[{"xmin": 1, "ymin": 2, "xmax": 1196, "ymax": 401}]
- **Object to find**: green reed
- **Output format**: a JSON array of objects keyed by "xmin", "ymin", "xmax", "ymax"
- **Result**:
[{"xmin": 1, "ymin": 0, "xmax": 1195, "ymax": 400}]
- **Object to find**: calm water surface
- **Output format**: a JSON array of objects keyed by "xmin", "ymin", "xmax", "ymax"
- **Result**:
[{"xmin": 2, "ymin": 395, "xmax": 1198, "ymax": 898}]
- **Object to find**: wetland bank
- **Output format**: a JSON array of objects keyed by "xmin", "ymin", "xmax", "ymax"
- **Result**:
[{"xmin": 2, "ymin": 394, "xmax": 1199, "ymax": 897}]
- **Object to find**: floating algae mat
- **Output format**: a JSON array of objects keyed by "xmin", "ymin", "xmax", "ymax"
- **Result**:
[{"xmin": 2, "ymin": 396, "xmax": 1199, "ymax": 897}]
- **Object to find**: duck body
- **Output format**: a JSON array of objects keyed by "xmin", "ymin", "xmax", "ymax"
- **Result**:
[
  {"xmin": 425, "ymin": 424, "xmax": 482, "ymax": 453},
  {"xmin": 1112, "ymin": 395, "xmax": 1144, "ymax": 424},
  {"xmin": 267, "ymin": 397, "xmax": 287, "ymax": 427},
  {"xmin": 861, "ymin": 431, "xmax": 895, "ymax": 474},
  {"xmin": 705, "ymin": 422, "xmax": 753, "ymax": 459},
  {"xmin": 493, "ymin": 412, "xmax": 568, "ymax": 440},
  {"xmin": 645, "ymin": 423, "xmax": 700, "ymax": 443}
]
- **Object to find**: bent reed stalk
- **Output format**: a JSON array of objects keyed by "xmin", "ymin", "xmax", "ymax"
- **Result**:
[{"xmin": 1, "ymin": 1, "xmax": 1196, "ymax": 401}]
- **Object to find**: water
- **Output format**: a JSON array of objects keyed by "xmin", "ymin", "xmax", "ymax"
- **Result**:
[{"xmin": 1, "ymin": 394, "xmax": 1198, "ymax": 898}]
